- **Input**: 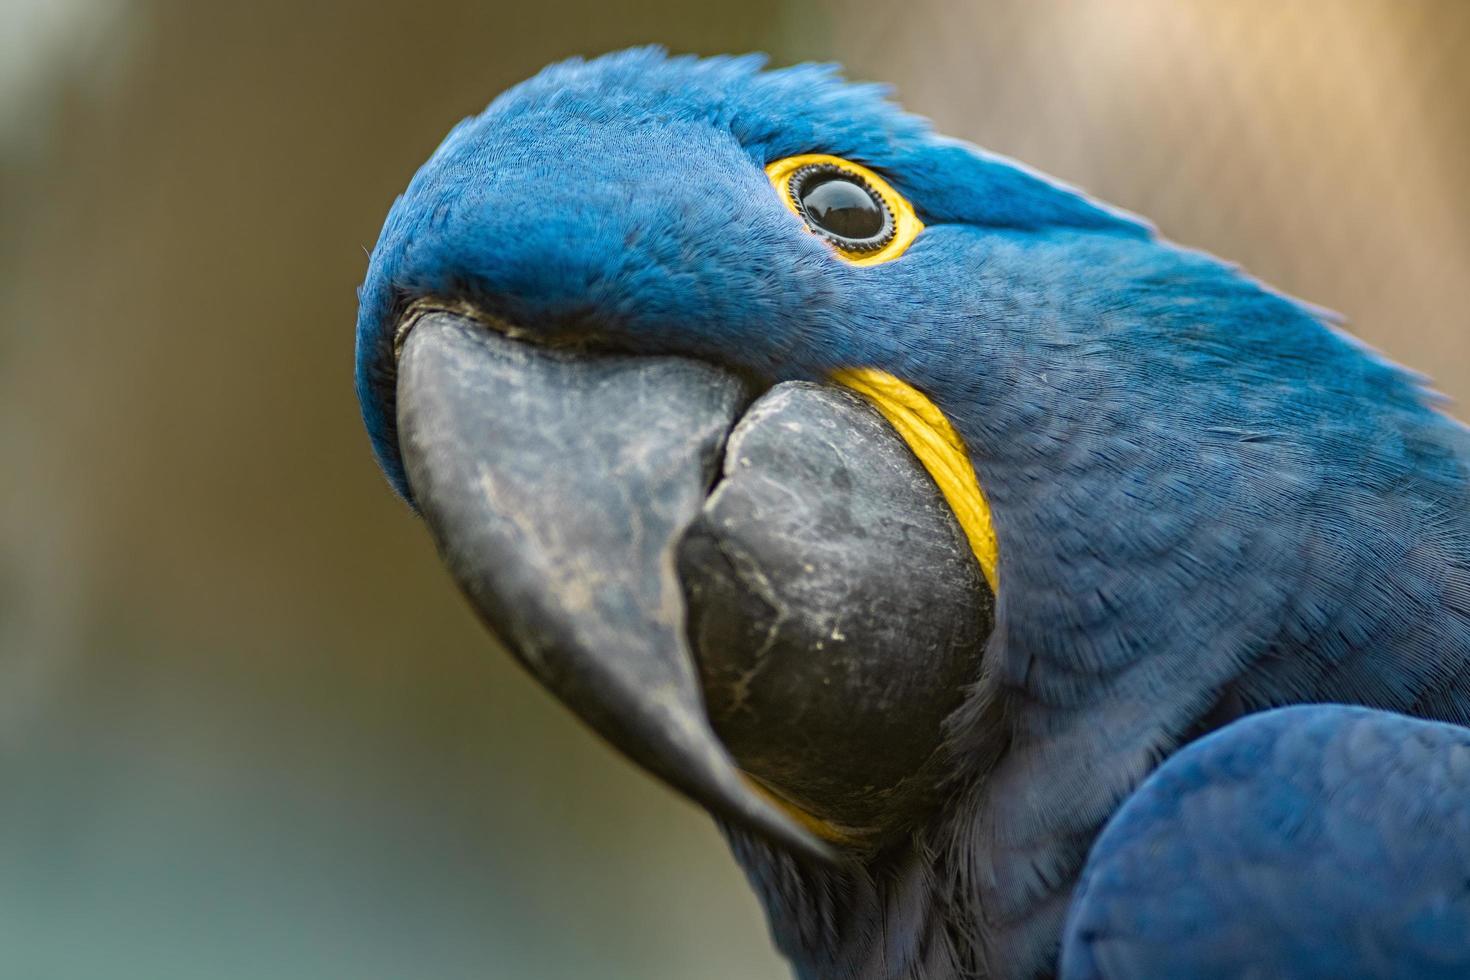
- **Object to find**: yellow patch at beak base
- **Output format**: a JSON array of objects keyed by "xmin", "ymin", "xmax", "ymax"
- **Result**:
[{"xmin": 833, "ymin": 368, "xmax": 1000, "ymax": 593}]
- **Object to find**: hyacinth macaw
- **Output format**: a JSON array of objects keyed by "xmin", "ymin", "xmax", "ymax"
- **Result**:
[{"xmin": 354, "ymin": 48, "xmax": 1470, "ymax": 978}]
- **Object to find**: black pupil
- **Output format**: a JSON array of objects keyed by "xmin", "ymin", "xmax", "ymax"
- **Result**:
[{"xmin": 798, "ymin": 175, "xmax": 885, "ymax": 242}]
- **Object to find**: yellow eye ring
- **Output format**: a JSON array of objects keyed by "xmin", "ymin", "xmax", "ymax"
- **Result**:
[{"xmin": 765, "ymin": 153, "xmax": 923, "ymax": 267}]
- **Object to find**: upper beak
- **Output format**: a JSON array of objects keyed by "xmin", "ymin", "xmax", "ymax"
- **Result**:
[{"xmin": 394, "ymin": 309, "xmax": 830, "ymax": 858}]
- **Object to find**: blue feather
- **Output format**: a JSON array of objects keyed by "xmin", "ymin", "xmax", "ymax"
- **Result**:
[{"xmin": 1062, "ymin": 705, "xmax": 1470, "ymax": 979}]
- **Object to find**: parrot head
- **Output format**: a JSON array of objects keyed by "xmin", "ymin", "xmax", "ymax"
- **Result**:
[
  {"xmin": 356, "ymin": 46, "xmax": 1142, "ymax": 846},
  {"xmin": 356, "ymin": 47, "xmax": 1458, "ymax": 977}
]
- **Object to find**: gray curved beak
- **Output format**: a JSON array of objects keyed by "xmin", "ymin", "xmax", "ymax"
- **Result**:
[{"xmin": 394, "ymin": 310, "xmax": 829, "ymax": 859}]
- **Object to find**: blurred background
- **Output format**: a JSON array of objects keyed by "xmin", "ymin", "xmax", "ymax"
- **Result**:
[{"xmin": 2, "ymin": 1, "xmax": 1466, "ymax": 977}]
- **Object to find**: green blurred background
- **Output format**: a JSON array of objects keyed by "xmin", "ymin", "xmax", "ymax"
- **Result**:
[{"xmin": 2, "ymin": 2, "xmax": 1465, "ymax": 977}]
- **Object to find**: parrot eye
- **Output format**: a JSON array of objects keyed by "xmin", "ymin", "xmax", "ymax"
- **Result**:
[
  {"xmin": 765, "ymin": 153, "xmax": 924, "ymax": 266},
  {"xmin": 791, "ymin": 164, "xmax": 893, "ymax": 251}
]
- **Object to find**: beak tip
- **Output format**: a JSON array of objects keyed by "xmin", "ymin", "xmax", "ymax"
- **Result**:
[
  {"xmin": 725, "ymin": 795, "xmax": 838, "ymax": 863},
  {"xmin": 622, "ymin": 698, "xmax": 838, "ymax": 860}
]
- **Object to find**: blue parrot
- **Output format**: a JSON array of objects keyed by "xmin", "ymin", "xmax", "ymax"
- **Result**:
[{"xmin": 354, "ymin": 48, "xmax": 1470, "ymax": 978}]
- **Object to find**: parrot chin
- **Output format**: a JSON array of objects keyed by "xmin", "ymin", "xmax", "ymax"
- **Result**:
[{"xmin": 394, "ymin": 305, "xmax": 994, "ymax": 858}]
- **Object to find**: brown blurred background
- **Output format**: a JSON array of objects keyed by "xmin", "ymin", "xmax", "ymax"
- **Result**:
[{"xmin": 1, "ymin": 2, "xmax": 1465, "ymax": 977}]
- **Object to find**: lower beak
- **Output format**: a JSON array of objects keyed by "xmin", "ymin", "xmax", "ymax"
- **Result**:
[{"xmin": 394, "ymin": 310, "xmax": 829, "ymax": 858}]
